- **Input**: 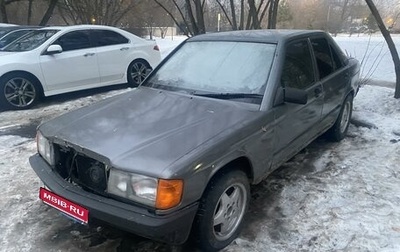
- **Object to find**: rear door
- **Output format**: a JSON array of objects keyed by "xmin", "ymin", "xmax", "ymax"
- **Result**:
[
  {"xmin": 272, "ymin": 39, "xmax": 324, "ymax": 166},
  {"xmin": 310, "ymin": 36, "xmax": 349, "ymax": 126},
  {"xmin": 91, "ymin": 29, "xmax": 130, "ymax": 84},
  {"xmin": 40, "ymin": 30, "xmax": 100, "ymax": 92}
]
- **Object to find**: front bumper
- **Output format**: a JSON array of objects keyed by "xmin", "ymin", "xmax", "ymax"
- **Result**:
[{"xmin": 29, "ymin": 154, "xmax": 198, "ymax": 244}]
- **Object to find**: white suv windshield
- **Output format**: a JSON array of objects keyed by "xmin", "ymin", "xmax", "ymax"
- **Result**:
[{"xmin": 145, "ymin": 41, "xmax": 276, "ymax": 98}]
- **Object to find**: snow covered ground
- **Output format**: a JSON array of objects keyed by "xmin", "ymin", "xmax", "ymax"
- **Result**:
[
  {"xmin": 334, "ymin": 33, "xmax": 400, "ymax": 85},
  {"xmin": 1, "ymin": 34, "xmax": 400, "ymax": 251}
]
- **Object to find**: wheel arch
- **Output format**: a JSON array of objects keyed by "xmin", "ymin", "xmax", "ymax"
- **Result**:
[
  {"xmin": 126, "ymin": 58, "xmax": 152, "ymax": 86},
  {"xmin": 203, "ymin": 156, "xmax": 254, "ymax": 195},
  {"xmin": 1, "ymin": 70, "xmax": 44, "ymax": 96},
  {"xmin": 126, "ymin": 58, "xmax": 151, "ymax": 74},
  {"xmin": 191, "ymin": 156, "xmax": 253, "ymax": 250}
]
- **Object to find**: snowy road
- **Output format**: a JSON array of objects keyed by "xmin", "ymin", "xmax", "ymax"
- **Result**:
[
  {"xmin": 1, "ymin": 85, "xmax": 400, "ymax": 252},
  {"xmin": 1, "ymin": 35, "xmax": 400, "ymax": 252}
]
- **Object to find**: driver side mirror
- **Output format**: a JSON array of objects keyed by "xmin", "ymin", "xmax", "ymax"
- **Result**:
[
  {"xmin": 46, "ymin": 44, "xmax": 63, "ymax": 55},
  {"xmin": 284, "ymin": 87, "xmax": 308, "ymax": 105}
]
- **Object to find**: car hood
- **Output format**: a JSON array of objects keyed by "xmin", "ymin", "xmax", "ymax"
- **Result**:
[
  {"xmin": 0, "ymin": 51, "xmax": 16, "ymax": 56},
  {"xmin": 39, "ymin": 88, "xmax": 259, "ymax": 178}
]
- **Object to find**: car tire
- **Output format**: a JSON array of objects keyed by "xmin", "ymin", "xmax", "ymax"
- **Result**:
[
  {"xmin": 0, "ymin": 73, "xmax": 42, "ymax": 110},
  {"xmin": 193, "ymin": 169, "xmax": 250, "ymax": 252},
  {"xmin": 328, "ymin": 93, "xmax": 353, "ymax": 142},
  {"xmin": 127, "ymin": 60, "xmax": 151, "ymax": 87}
]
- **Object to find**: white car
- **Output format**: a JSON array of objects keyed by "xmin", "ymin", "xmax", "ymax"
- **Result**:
[{"xmin": 0, "ymin": 25, "xmax": 162, "ymax": 109}]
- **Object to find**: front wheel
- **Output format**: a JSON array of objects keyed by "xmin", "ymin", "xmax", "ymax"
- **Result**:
[
  {"xmin": 0, "ymin": 73, "xmax": 41, "ymax": 110},
  {"xmin": 127, "ymin": 60, "xmax": 151, "ymax": 87},
  {"xmin": 328, "ymin": 94, "xmax": 353, "ymax": 141},
  {"xmin": 193, "ymin": 170, "xmax": 250, "ymax": 251}
]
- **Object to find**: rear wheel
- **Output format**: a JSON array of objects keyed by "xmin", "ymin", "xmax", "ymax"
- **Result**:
[
  {"xmin": 0, "ymin": 73, "xmax": 42, "ymax": 110},
  {"xmin": 327, "ymin": 94, "xmax": 353, "ymax": 141},
  {"xmin": 193, "ymin": 170, "xmax": 250, "ymax": 252},
  {"xmin": 127, "ymin": 60, "xmax": 151, "ymax": 87}
]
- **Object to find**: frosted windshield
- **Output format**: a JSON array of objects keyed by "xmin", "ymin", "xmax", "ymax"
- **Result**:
[{"xmin": 146, "ymin": 41, "xmax": 276, "ymax": 95}]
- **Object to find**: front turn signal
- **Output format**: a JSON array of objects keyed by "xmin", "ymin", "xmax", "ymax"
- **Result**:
[{"xmin": 156, "ymin": 179, "xmax": 183, "ymax": 210}]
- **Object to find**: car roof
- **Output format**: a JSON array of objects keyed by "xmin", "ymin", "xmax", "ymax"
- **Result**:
[
  {"xmin": 0, "ymin": 23, "xmax": 17, "ymax": 27},
  {"xmin": 40, "ymin": 25, "xmax": 123, "ymax": 32},
  {"xmin": 188, "ymin": 29, "xmax": 327, "ymax": 44},
  {"xmin": 0, "ymin": 25, "xmax": 41, "ymax": 31}
]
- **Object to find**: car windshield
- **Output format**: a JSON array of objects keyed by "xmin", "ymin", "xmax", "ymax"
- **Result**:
[
  {"xmin": 0, "ymin": 30, "xmax": 9, "ymax": 37},
  {"xmin": 3, "ymin": 29, "xmax": 59, "ymax": 52},
  {"xmin": 0, "ymin": 30, "xmax": 34, "ymax": 49},
  {"xmin": 144, "ymin": 41, "xmax": 276, "ymax": 102}
]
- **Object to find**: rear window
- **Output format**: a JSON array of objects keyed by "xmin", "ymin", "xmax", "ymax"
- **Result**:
[{"xmin": 92, "ymin": 30, "xmax": 129, "ymax": 46}]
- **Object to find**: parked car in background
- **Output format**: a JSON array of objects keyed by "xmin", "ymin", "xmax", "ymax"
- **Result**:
[
  {"xmin": 0, "ymin": 25, "xmax": 161, "ymax": 109},
  {"xmin": 30, "ymin": 30, "xmax": 360, "ymax": 251},
  {"xmin": 0, "ymin": 25, "xmax": 40, "ymax": 40},
  {"xmin": 0, "ymin": 27, "xmax": 41, "ymax": 49},
  {"xmin": 0, "ymin": 23, "xmax": 17, "ymax": 28}
]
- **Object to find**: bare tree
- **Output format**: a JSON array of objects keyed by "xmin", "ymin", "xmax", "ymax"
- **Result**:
[
  {"xmin": 0, "ymin": 0, "xmax": 22, "ymax": 23},
  {"xmin": 0, "ymin": 0, "xmax": 58, "ymax": 25},
  {"xmin": 214, "ymin": 0, "xmax": 280, "ymax": 30},
  {"xmin": 267, "ymin": 0, "xmax": 280, "ymax": 28},
  {"xmin": 153, "ymin": 0, "xmax": 206, "ymax": 36},
  {"xmin": 39, "ymin": 0, "xmax": 58, "ymax": 26},
  {"xmin": 365, "ymin": 0, "xmax": 400, "ymax": 98},
  {"xmin": 57, "ymin": 0, "xmax": 137, "ymax": 26},
  {"xmin": 27, "ymin": 0, "xmax": 33, "ymax": 24}
]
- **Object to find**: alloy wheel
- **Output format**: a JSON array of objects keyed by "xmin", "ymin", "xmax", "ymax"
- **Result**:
[
  {"xmin": 339, "ymin": 100, "xmax": 351, "ymax": 133},
  {"xmin": 213, "ymin": 183, "xmax": 247, "ymax": 241},
  {"xmin": 4, "ymin": 77, "xmax": 36, "ymax": 108},
  {"xmin": 130, "ymin": 62, "xmax": 149, "ymax": 85}
]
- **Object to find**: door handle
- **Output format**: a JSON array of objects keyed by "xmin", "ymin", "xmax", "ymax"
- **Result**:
[
  {"xmin": 120, "ymin": 47, "xmax": 129, "ymax": 51},
  {"xmin": 83, "ymin": 53, "xmax": 95, "ymax": 57}
]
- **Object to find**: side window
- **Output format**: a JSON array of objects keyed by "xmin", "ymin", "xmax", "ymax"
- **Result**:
[
  {"xmin": 311, "ymin": 38, "xmax": 336, "ymax": 79},
  {"xmin": 281, "ymin": 40, "xmax": 315, "ymax": 90},
  {"xmin": 92, "ymin": 30, "xmax": 129, "ymax": 47},
  {"xmin": 330, "ymin": 44, "xmax": 343, "ymax": 70},
  {"xmin": 54, "ymin": 30, "xmax": 91, "ymax": 52}
]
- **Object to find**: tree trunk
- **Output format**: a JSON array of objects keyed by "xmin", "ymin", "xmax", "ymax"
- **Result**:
[
  {"xmin": 267, "ymin": 0, "xmax": 280, "ymax": 29},
  {"xmin": 185, "ymin": 0, "xmax": 199, "ymax": 35},
  {"xmin": 365, "ymin": 0, "xmax": 400, "ymax": 98},
  {"xmin": 27, "ymin": 0, "xmax": 33, "ymax": 24},
  {"xmin": 194, "ymin": 0, "xmax": 205, "ymax": 34},
  {"xmin": 248, "ymin": 0, "xmax": 259, "ymax": 29},
  {"xmin": 229, "ymin": 0, "xmax": 237, "ymax": 30},
  {"xmin": 0, "ymin": 0, "xmax": 8, "ymax": 23},
  {"xmin": 239, "ymin": 0, "xmax": 244, "ymax": 30},
  {"xmin": 39, "ymin": 0, "xmax": 58, "ymax": 26}
]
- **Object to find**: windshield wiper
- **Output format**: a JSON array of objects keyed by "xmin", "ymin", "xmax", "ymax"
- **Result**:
[{"xmin": 194, "ymin": 93, "xmax": 263, "ymax": 100}]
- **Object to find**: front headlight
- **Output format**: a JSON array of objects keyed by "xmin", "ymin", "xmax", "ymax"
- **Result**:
[
  {"xmin": 36, "ymin": 131, "xmax": 55, "ymax": 166},
  {"xmin": 107, "ymin": 169, "xmax": 183, "ymax": 210}
]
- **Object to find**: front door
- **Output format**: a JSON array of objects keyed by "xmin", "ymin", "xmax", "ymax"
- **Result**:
[
  {"xmin": 40, "ymin": 30, "xmax": 100, "ymax": 93},
  {"xmin": 273, "ymin": 39, "xmax": 324, "ymax": 167}
]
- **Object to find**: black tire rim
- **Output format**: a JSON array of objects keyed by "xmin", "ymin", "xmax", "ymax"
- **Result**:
[
  {"xmin": 4, "ymin": 77, "xmax": 36, "ymax": 108},
  {"xmin": 213, "ymin": 183, "xmax": 247, "ymax": 241},
  {"xmin": 339, "ymin": 100, "xmax": 351, "ymax": 133},
  {"xmin": 130, "ymin": 62, "xmax": 149, "ymax": 85}
]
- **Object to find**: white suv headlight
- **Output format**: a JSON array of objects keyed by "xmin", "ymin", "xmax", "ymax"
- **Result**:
[{"xmin": 36, "ymin": 131, "xmax": 55, "ymax": 166}]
